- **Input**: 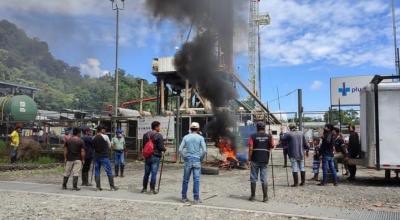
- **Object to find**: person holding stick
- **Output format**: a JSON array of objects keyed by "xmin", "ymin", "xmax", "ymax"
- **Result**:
[
  {"xmin": 248, "ymin": 122, "xmax": 273, "ymax": 202},
  {"xmin": 178, "ymin": 122, "xmax": 207, "ymax": 204},
  {"xmin": 281, "ymin": 124, "xmax": 309, "ymax": 187},
  {"xmin": 141, "ymin": 121, "xmax": 166, "ymax": 194}
]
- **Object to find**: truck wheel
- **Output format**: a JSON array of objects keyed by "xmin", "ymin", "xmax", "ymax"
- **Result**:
[
  {"xmin": 385, "ymin": 169, "xmax": 391, "ymax": 180},
  {"xmin": 201, "ymin": 167, "xmax": 219, "ymax": 175}
]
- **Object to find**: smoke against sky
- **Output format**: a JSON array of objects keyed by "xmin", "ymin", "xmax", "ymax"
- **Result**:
[{"xmin": 145, "ymin": 0, "xmax": 245, "ymax": 137}]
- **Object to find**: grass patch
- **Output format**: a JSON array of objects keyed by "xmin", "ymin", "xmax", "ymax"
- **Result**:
[
  {"xmin": 0, "ymin": 156, "xmax": 59, "ymax": 165},
  {"xmin": 0, "ymin": 158, "xmax": 8, "ymax": 164},
  {"xmin": 0, "ymin": 140, "xmax": 7, "ymax": 155}
]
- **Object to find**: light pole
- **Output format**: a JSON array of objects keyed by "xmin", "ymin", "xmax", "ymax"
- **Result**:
[
  {"xmin": 391, "ymin": 0, "xmax": 400, "ymax": 77},
  {"xmin": 256, "ymin": 13, "xmax": 270, "ymax": 100},
  {"xmin": 110, "ymin": 0, "xmax": 125, "ymax": 117}
]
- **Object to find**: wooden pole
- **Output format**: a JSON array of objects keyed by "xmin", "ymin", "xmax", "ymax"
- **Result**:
[
  {"xmin": 139, "ymin": 79, "xmax": 144, "ymax": 114},
  {"xmin": 160, "ymin": 79, "xmax": 165, "ymax": 114}
]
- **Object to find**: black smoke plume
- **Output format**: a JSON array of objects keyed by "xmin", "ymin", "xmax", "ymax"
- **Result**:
[{"xmin": 146, "ymin": 0, "xmax": 243, "ymax": 139}]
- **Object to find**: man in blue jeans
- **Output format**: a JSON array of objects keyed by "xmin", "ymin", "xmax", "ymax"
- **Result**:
[
  {"xmin": 142, "ymin": 121, "xmax": 166, "ymax": 194},
  {"xmin": 319, "ymin": 124, "xmax": 338, "ymax": 186},
  {"xmin": 281, "ymin": 124, "xmax": 309, "ymax": 187},
  {"xmin": 248, "ymin": 122, "xmax": 273, "ymax": 202},
  {"xmin": 92, "ymin": 125, "xmax": 118, "ymax": 191},
  {"xmin": 112, "ymin": 128, "xmax": 126, "ymax": 177},
  {"xmin": 179, "ymin": 122, "xmax": 207, "ymax": 204}
]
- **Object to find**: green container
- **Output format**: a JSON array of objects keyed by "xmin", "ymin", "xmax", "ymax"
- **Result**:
[{"xmin": 0, "ymin": 95, "xmax": 38, "ymax": 122}]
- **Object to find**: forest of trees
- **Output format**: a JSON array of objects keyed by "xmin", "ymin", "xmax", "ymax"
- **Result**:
[{"xmin": 0, "ymin": 20, "xmax": 157, "ymax": 113}]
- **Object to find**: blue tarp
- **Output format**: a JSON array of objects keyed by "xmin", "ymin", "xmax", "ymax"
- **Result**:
[{"xmin": 236, "ymin": 125, "xmax": 256, "ymax": 162}]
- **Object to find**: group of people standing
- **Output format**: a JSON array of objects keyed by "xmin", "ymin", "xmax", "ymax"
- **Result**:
[
  {"xmin": 248, "ymin": 122, "xmax": 310, "ymax": 202},
  {"xmin": 310, "ymin": 124, "xmax": 361, "ymax": 184},
  {"xmin": 9, "ymin": 119, "xmax": 360, "ymax": 204},
  {"xmin": 62, "ymin": 126, "xmax": 124, "ymax": 191},
  {"xmin": 61, "ymin": 121, "xmax": 207, "ymax": 204},
  {"xmin": 248, "ymin": 122, "xmax": 361, "ymax": 201}
]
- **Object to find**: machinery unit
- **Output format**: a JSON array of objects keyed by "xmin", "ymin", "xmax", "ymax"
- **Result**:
[
  {"xmin": 0, "ymin": 95, "xmax": 38, "ymax": 122},
  {"xmin": 357, "ymin": 78, "xmax": 400, "ymax": 177}
]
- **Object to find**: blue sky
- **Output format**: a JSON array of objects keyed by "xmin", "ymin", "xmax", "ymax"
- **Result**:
[{"xmin": 0, "ymin": 0, "xmax": 397, "ymax": 113}]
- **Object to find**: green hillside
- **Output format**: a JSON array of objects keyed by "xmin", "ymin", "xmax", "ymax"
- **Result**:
[{"xmin": 0, "ymin": 20, "xmax": 157, "ymax": 113}]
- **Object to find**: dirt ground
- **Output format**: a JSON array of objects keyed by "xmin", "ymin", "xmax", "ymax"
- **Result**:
[{"xmin": 0, "ymin": 149, "xmax": 399, "ymax": 219}]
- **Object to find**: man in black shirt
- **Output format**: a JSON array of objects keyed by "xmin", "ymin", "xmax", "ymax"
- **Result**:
[
  {"xmin": 93, "ymin": 125, "xmax": 118, "ymax": 191},
  {"xmin": 319, "ymin": 124, "xmax": 338, "ymax": 186},
  {"xmin": 347, "ymin": 125, "xmax": 360, "ymax": 181},
  {"xmin": 141, "ymin": 121, "xmax": 166, "ymax": 194},
  {"xmin": 62, "ymin": 127, "xmax": 85, "ymax": 190},
  {"xmin": 81, "ymin": 127, "xmax": 94, "ymax": 186},
  {"xmin": 248, "ymin": 122, "xmax": 273, "ymax": 202}
]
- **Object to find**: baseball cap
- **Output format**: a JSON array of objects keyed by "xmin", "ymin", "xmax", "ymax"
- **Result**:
[{"xmin": 256, "ymin": 122, "xmax": 265, "ymax": 130}]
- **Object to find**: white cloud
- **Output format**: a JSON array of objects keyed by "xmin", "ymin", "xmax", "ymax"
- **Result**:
[
  {"xmin": 0, "ymin": 0, "xmax": 157, "ymax": 49},
  {"xmin": 80, "ymin": 58, "xmax": 109, "ymax": 78},
  {"xmin": 310, "ymin": 80, "xmax": 323, "ymax": 91},
  {"xmin": 0, "ymin": 0, "xmax": 144, "ymax": 17},
  {"xmin": 259, "ymin": 0, "xmax": 395, "ymax": 68}
]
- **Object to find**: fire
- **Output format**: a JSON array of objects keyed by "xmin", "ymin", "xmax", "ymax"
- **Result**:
[{"xmin": 217, "ymin": 137, "xmax": 239, "ymax": 169}]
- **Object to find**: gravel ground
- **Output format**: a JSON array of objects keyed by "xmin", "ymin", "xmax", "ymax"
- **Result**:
[
  {"xmin": 0, "ymin": 150, "xmax": 399, "ymax": 217},
  {"xmin": 0, "ymin": 191, "xmax": 306, "ymax": 220}
]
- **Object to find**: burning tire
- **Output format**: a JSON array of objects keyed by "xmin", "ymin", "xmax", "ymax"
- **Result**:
[{"xmin": 201, "ymin": 166, "xmax": 219, "ymax": 175}]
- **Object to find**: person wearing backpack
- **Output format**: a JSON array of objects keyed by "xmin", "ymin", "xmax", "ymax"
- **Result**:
[{"xmin": 141, "ymin": 121, "xmax": 166, "ymax": 194}]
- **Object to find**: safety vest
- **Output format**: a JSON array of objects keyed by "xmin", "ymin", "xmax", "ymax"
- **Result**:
[{"xmin": 250, "ymin": 133, "xmax": 271, "ymax": 163}]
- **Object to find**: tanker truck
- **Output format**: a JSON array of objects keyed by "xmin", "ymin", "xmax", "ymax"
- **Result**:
[{"xmin": 0, "ymin": 95, "xmax": 38, "ymax": 122}]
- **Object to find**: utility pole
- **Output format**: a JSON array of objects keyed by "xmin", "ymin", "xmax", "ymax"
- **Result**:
[
  {"xmin": 392, "ymin": 0, "xmax": 400, "ymax": 77},
  {"xmin": 111, "ymin": 0, "xmax": 125, "ymax": 117},
  {"xmin": 297, "ymin": 89, "xmax": 303, "ymax": 131}
]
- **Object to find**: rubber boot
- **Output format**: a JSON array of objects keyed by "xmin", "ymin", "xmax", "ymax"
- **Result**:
[
  {"xmin": 291, "ymin": 172, "xmax": 299, "ymax": 187},
  {"xmin": 300, "ymin": 171, "xmax": 306, "ymax": 186},
  {"xmin": 262, "ymin": 183, "xmax": 268, "ymax": 202},
  {"xmin": 249, "ymin": 182, "xmax": 256, "ymax": 201},
  {"xmin": 95, "ymin": 176, "xmax": 102, "ymax": 191},
  {"xmin": 141, "ymin": 182, "xmax": 147, "ymax": 193},
  {"xmin": 150, "ymin": 183, "xmax": 158, "ymax": 194},
  {"xmin": 62, "ymin": 176, "xmax": 69, "ymax": 190},
  {"xmin": 313, "ymin": 173, "xmax": 319, "ymax": 181},
  {"xmin": 81, "ymin": 173, "xmax": 86, "ymax": 186},
  {"xmin": 120, "ymin": 164, "xmax": 125, "ymax": 177},
  {"xmin": 81, "ymin": 172, "xmax": 88, "ymax": 186},
  {"xmin": 115, "ymin": 165, "xmax": 119, "ymax": 177},
  {"xmin": 73, "ymin": 176, "xmax": 80, "ymax": 191},
  {"xmin": 108, "ymin": 176, "xmax": 118, "ymax": 191}
]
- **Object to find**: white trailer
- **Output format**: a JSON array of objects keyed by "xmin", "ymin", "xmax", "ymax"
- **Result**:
[{"xmin": 355, "ymin": 75, "xmax": 400, "ymax": 179}]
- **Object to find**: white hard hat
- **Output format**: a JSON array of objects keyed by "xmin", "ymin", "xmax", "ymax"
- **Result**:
[{"xmin": 190, "ymin": 122, "xmax": 200, "ymax": 129}]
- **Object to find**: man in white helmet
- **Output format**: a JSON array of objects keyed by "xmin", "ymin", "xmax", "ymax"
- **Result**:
[{"xmin": 179, "ymin": 122, "xmax": 207, "ymax": 204}]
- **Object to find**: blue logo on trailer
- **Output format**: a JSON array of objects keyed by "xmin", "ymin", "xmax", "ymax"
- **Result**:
[{"xmin": 338, "ymin": 82, "xmax": 350, "ymax": 96}]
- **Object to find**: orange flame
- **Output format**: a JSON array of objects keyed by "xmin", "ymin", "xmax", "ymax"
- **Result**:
[{"xmin": 217, "ymin": 137, "xmax": 238, "ymax": 164}]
